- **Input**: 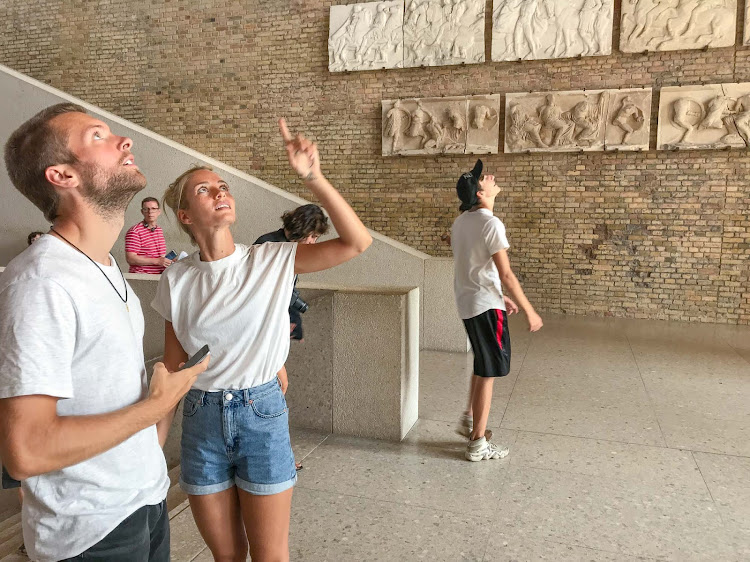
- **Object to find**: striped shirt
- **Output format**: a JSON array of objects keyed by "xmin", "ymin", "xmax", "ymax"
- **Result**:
[{"xmin": 125, "ymin": 222, "xmax": 167, "ymax": 274}]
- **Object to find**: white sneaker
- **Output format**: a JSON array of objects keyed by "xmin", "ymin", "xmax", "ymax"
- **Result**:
[{"xmin": 465, "ymin": 436, "xmax": 509, "ymax": 462}]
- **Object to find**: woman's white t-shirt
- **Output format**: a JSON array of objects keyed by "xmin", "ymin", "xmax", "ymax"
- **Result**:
[{"xmin": 152, "ymin": 242, "xmax": 297, "ymax": 391}]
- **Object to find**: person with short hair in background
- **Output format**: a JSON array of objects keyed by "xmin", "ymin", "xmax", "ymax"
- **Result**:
[
  {"xmin": 125, "ymin": 196, "xmax": 171, "ymax": 274},
  {"xmin": 255, "ymin": 203, "xmax": 329, "ymax": 341},
  {"xmin": 27, "ymin": 231, "xmax": 44, "ymax": 245}
]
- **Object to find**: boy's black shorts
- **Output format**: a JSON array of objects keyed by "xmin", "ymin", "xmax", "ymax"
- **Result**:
[
  {"xmin": 2, "ymin": 464, "xmax": 21, "ymax": 489},
  {"xmin": 463, "ymin": 309, "xmax": 511, "ymax": 378}
]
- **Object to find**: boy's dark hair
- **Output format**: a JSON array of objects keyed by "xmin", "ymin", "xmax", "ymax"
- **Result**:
[
  {"xmin": 27, "ymin": 231, "xmax": 45, "ymax": 245},
  {"xmin": 282, "ymin": 204, "xmax": 329, "ymax": 241},
  {"xmin": 141, "ymin": 197, "xmax": 160, "ymax": 208},
  {"xmin": 4, "ymin": 103, "xmax": 87, "ymax": 222}
]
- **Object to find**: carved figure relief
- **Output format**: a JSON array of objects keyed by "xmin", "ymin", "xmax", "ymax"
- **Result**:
[
  {"xmin": 382, "ymin": 94, "xmax": 500, "ymax": 155},
  {"xmin": 506, "ymin": 88, "xmax": 652, "ymax": 153},
  {"xmin": 605, "ymin": 89, "xmax": 652, "ymax": 151},
  {"xmin": 403, "ymin": 0, "xmax": 486, "ymax": 68},
  {"xmin": 384, "ymin": 100, "xmax": 408, "ymax": 152},
  {"xmin": 657, "ymin": 83, "xmax": 750, "ymax": 150},
  {"xmin": 491, "ymin": 0, "xmax": 613, "ymax": 61},
  {"xmin": 467, "ymin": 96, "xmax": 501, "ymax": 152},
  {"xmin": 620, "ymin": 0, "xmax": 736, "ymax": 54},
  {"xmin": 408, "ymin": 101, "xmax": 445, "ymax": 149},
  {"xmin": 507, "ymin": 102, "xmax": 546, "ymax": 148},
  {"xmin": 733, "ymin": 94, "xmax": 750, "ymax": 145},
  {"xmin": 329, "ymin": 1, "xmax": 404, "ymax": 72},
  {"xmin": 442, "ymin": 103, "xmax": 468, "ymax": 149}
]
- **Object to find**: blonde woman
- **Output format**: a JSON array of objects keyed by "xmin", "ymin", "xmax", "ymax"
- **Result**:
[{"xmin": 152, "ymin": 119, "xmax": 372, "ymax": 561}]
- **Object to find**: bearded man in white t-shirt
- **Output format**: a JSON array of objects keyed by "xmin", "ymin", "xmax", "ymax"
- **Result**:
[
  {"xmin": 0, "ymin": 103, "xmax": 209, "ymax": 561},
  {"xmin": 451, "ymin": 159, "xmax": 544, "ymax": 462}
]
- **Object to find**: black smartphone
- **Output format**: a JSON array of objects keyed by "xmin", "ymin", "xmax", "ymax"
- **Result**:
[
  {"xmin": 165, "ymin": 250, "xmax": 177, "ymax": 260},
  {"xmin": 180, "ymin": 345, "xmax": 210, "ymax": 370}
]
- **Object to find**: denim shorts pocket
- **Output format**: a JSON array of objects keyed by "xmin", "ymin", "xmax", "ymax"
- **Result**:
[
  {"xmin": 182, "ymin": 395, "xmax": 199, "ymax": 417},
  {"xmin": 250, "ymin": 388, "xmax": 287, "ymax": 419}
]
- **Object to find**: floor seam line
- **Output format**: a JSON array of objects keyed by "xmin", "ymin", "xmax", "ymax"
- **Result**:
[
  {"xmin": 293, "ymin": 484, "xmax": 499, "ymax": 518},
  {"xmin": 718, "ymin": 335, "xmax": 750, "ymax": 367},
  {"xmin": 497, "ymin": 335, "xmax": 534, "ymax": 426},
  {"xmin": 623, "ymin": 329, "xmax": 670, "ymax": 448},
  {"xmin": 295, "ymin": 433, "xmax": 332, "ymax": 462},
  {"xmin": 188, "ymin": 547, "xmax": 208, "ymax": 562},
  {"xmin": 410, "ymin": 421, "xmax": 750, "ymax": 458},
  {"xmin": 689, "ymin": 450, "xmax": 725, "ymax": 526},
  {"xmin": 494, "ymin": 461, "xmax": 716, "ymax": 491},
  {"xmin": 542, "ymin": 535, "xmax": 661, "ymax": 561},
  {"xmin": 479, "ymin": 527, "xmax": 493, "ymax": 562}
]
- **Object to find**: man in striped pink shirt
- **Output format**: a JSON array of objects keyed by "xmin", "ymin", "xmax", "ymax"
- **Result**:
[{"xmin": 125, "ymin": 197, "xmax": 171, "ymax": 274}]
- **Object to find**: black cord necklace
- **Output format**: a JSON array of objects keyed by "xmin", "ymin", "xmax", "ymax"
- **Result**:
[{"xmin": 50, "ymin": 228, "xmax": 129, "ymax": 311}]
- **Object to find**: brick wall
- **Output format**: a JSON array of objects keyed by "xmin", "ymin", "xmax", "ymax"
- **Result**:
[{"xmin": 1, "ymin": 0, "xmax": 749, "ymax": 323}]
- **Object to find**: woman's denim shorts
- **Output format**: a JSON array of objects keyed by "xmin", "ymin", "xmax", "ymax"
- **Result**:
[{"xmin": 179, "ymin": 378, "xmax": 297, "ymax": 496}]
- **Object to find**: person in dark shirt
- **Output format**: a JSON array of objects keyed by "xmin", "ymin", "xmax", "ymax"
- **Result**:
[
  {"xmin": 254, "ymin": 204, "xmax": 329, "ymax": 341},
  {"xmin": 27, "ymin": 231, "xmax": 44, "ymax": 245}
]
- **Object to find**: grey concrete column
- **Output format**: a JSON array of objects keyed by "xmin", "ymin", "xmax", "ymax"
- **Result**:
[
  {"xmin": 285, "ymin": 290, "xmax": 335, "ymax": 432},
  {"xmin": 332, "ymin": 288, "xmax": 419, "ymax": 441}
]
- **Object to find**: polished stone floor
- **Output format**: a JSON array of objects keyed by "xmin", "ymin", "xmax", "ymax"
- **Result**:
[{"xmin": 3, "ymin": 314, "xmax": 749, "ymax": 561}]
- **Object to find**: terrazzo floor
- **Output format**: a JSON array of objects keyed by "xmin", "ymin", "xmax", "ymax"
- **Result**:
[{"xmin": 4, "ymin": 314, "xmax": 749, "ymax": 561}]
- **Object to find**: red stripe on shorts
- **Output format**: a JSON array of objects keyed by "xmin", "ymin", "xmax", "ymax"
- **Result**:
[{"xmin": 495, "ymin": 309, "xmax": 504, "ymax": 350}]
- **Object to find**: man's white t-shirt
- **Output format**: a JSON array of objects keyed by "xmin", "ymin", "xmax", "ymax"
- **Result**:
[
  {"xmin": 451, "ymin": 208, "xmax": 511, "ymax": 319},
  {"xmin": 151, "ymin": 242, "xmax": 297, "ymax": 391},
  {"xmin": 0, "ymin": 236, "xmax": 170, "ymax": 562}
]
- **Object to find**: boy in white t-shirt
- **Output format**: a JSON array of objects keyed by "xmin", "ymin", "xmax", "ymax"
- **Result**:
[{"xmin": 451, "ymin": 159, "xmax": 543, "ymax": 462}]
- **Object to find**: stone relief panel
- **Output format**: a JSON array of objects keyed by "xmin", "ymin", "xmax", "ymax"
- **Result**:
[
  {"xmin": 745, "ymin": 2, "xmax": 750, "ymax": 46},
  {"xmin": 506, "ymin": 88, "xmax": 652, "ymax": 153},
  {"xmin": 604, "ymin": 88, "xmax": 652, "ymax": 151},
  {"xmin": 382, "ymin": 95, "xmax": 500, "ymax": 155},
  {"xmin": 491, "ymin": 0, "xmax": 613, "ymax": 62},
  {"xmin": 657, "ymin": 83, "xmax": 750, "ymax": 150},
  {"xmin": 467, "ymin": 96, "xmax": 502, "ymax": 153},
  {"xmin": 506, "ymin": 90, "xmax": 610, "ymax": 153},
  {"xmin": 620, "ymin": 0, "xmax": 736, "ymax": 54},
  {"xmin": 403, "ymin": 0, "xmax": 486, "ymax": 68},
  {"xmin": 328, "ymin": 1, "xmax": 404, "ymax": 72}
]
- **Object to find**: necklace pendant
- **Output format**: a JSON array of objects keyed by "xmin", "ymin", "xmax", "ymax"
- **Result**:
[{"xmin": 50, "ymin": 228, "xmax": 129, "ymax": 307}]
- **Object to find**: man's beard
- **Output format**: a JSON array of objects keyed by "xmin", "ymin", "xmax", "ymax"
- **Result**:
[{"xmin": 79, "ymin": 162, "xmax": 147, "ymax": 219}]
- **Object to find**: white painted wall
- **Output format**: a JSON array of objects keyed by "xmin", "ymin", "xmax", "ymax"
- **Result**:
[{"xmin": 0, "ymin": 64, "xmax": 467, "ymax": 352}]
